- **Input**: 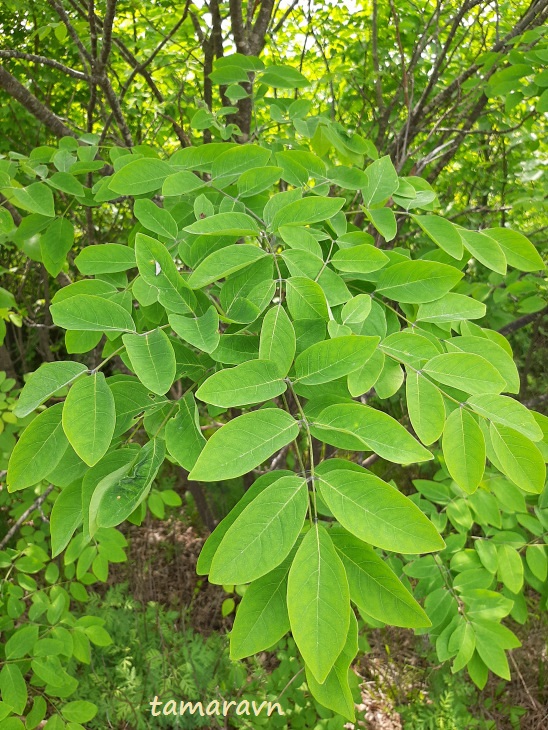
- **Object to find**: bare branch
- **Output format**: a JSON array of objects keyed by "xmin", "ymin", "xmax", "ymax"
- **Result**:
[
  {"xmin": 0, "ymin": 485, "xmax": 55, "ymax": 550},
  {"xmin": 498, "ymin": 306, "xmax": 548, "ymax": 336},
  {"xmin": 0, "ymin": 51, "xmax": 88, "ymax": 80},
  {"xmin": 0, "ymin": 65, "xmax": 77, "ymax": 138},
  {"xmin": 229, "ymin": 0, "xmax": 248, "ymax": 53},
  {"xmin": 46, "ymin": 0, "xmax": 93, "ymax": 69},
  {"xmin": 99, "ymin": 0, "xmax": 118, "ymax": 70},
  {"xmin": 250, "ymin": 0, "xmax": 276, "ymax": 55}
]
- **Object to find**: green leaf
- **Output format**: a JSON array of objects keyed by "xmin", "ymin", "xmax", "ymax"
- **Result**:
[
  {"xmin": 259, "ymin": 305, "xmax": 296, "ymax": 377},
  {"xmin": 9, "ymin": 182, "xmax": 55, "ymax": 216},
  {"xmin": 230, "ymin": 562, "xmax": 291, "ymax": 660},
  {"xmin": 278, "ymin": 224, "xmax": 323, "ymax": 257},
  {"xmin": 209, "ymin": 475, "xmax": 307, "ymax": 584},
  {"xmin": 286, "ymin": 277, "xmax": 328, "ymax": 320},
  {"xmin": 260, "ymin": 64, "xmax": 309, "ymax": 89},
  {"xmin": 96, "ymin": 439, "xmax": 165, "ymax": 528},
  {"xmin": 310, "ymin": 402, "xmax": 433, "ymax": 464},
  {"xmin": 134, "ymin": 199, "xmax": 177, "ymax": 240},
  {"xmin": 196, "ymin": 360, "xmax": 286, "ymax": 407},
  {"xmin": 0, "ymin": 207, "xmax": 14, "ymax": 235},
  {"xmin": 0, "ymin": 664, "xmax": 27, "ymax": 715},
  {"xmin": 25, "ymin": 696, "xmax": 47, "ymax": 729},
  {"xmin": 270, "ymin": 196, "xmax": 344, "ymax": 230},
  {"xmin": 413, "ymin": 215, "xmax": 463, "ymax": 259},
  {"xmin": 7, "ymin": 403, "xmax": 68, "ymax": 491},
  {"xmin": 331, "ymin": 527, "xmax": 430, "ymax": 627},
  {"xmin": 417, "ymin": 293, "xmax": 486, "ymax": 323},
  {"xmin": 473, "ymin": 626, "xmax": 510, "ymax": 680},
  {"xmin": 381, "ymin": 332, "xmax": 440, "ymax": 369},
  {"xmin": 162, "ymin": 170, "xmax": 204, "ymax": 196},
  {"xmin": 468, "ymin": 394, "xmax": 542, "ymax": 441},
  {"xmin": 406, "ymin": 370, "xmax": 445, "ymax": 445},
  {"xmin": 61, "ymin": 701, "xmax": 97, "ymax": 723},
  {"xmin": 375, "ymin": 261, "xmax": 463, "ymax": 303},
  {"xmin": 84, "ymin": 448, "xmax": 138, "ymax": 538},
  {"xmin": 122, "ymin": 329, "xmax": 176, "ymax": 395},
  {"xmin": 5, "ymin": 625, "xmax": 39, "ymax": 660},
  {"xmin": 135, "ymin": 233, "xmax": 195, "ymax": 314},
  {"xmin": 50, "ymin": 294, "xmax": 136, "ymax": 333},
  {"xmin": 110, "ymin": 379, "xmax": 167, "ymax": 436},
  {"xmin": 362, "ymin": 155, "xmax": 399, "ymax": 206},
  {"xmin": 50, "ymin": 481, "xmax": 83, "ymax": 557},
  {"xmin": 294, "ymin": 335, "xmax": 379, "ymax": 385},
  {"xmin": 451, "ymin": 622, "xmax": 476, "ymax": 673},
  {"xmin": 496, "ymin": 544, "xmax": 524, "ymax": 594},
  {"xmin": 41, "ymin": 218, "xmax": 74, "ymax": 276},
  {"xmin": 211, "ymin": 333, "xmax": 260, "ymax": 364},
  {"xmin": 75, "ymin": 243, "xmax": 135, "ymax": 274},
  {"xmin": 288, "ymin": 524, "xmax": 350, "ymax": 684},
  {"xmin": 331, "ymin": 244, "xmax": 389, "ymax": 273},
  {"xmin": 423, "ymin": 353, "xmax": 506, "ymax": 395},
  {"xmin": 489, "ymin": 423, "xmax": 545, "ymax": 494},
  {"xmin": 184, "ymin": 213, "xmax": 260, "ymax": 237},
  {"xmin": 62, "ymin": 372, "xmax": 115, "ymax": 466},
  {"xmin": 237, "ymin": 166, "xmax": 282, "ymax": 197},
  {"xmin": 169, "ymin": 306, "xmax": 219, "ymax": 353},
  {"xmin": 305, "ymin": 611, "xmax": 358, "ymax": 722},
  {"xmin": 31, "ymin": 655, "xmax": 72, "ymax": 687},
  {"xmin": 109, "ymin": 158, "xmax": 172, "ymax": 195},
  {"xmin": 197, "ymin": 470, "xmax": 292, "ymax": 574},
  {"xmin": 365, "ymin": 207, "xmax": 397, "ymax": 241},
  {"xmin": 483, "ymin": 227, "xmax": 544, "ymax": 272},
  {"xmin": 209, "ymin": 65, "xmax": 249, "ymax": 84},
  {"xmin": 14, "ymin": 361, "xmax": 87, "ymax": 417},
  {"xmin": 211, "ymin": 144, "xmax": 271, "ymax": 178},
  {"xmin": 526, "ymin": 545, "xmax": 547, "ymax": 582},
  {"xmin": 446, "ymin": 335, "xmax": 519, "ymax": 394},
  {"xmin": 165, "ymin": 393, "xmax": 205, "ymax": 471},
  {"xmin": 187, "ymin": 245, "xmax": 267, "ymax": 288},
  {"xmin": 318, "ymin": 470, "xmax": 444, "ymax": 553},
  {"xmin": 442, "ymin": 408, "xmax": 485, "ymax": 494},
  {"xmin": 189, "ymin": 409, "xmax": 299, "ymax": 481},
  {"xmin": 459, "ymin": 229, "xmax": 506, "ymax": 274},
  {"xmin": 341, "ymin": 294, "xmax": 372, "ymax": 325}
]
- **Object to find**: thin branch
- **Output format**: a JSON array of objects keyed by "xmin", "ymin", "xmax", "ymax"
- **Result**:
[
  {"xmin": 371, "ymin": 0, "xmax": 383, "ymax": 110},
  {"xmin": 250, "ymin": 0, "xmax": 276, "ymax": 55},
  {"xmin": 498, "ymin": 306, "xmax": 548, "ymax": 336},
  {"xmin": 99, "ymin": 0, "xmax": 118, "ymax": 70},
  {"xmin": 270, "ymin": 0, "xmax": 299, "ymax": 35},
  {"xmin": 0, "ymin": 51, "xmax": 88, "ymax": 80},
  {"xmin": 46, "ymin": 0, "xmax": 93, "ymax": 69},
  {"xmin": 0, "ymin": 65, "xmax": 76, "ymax": 138},
  {"xmin": 0, "ymin": 485, "xmax": 55, "ymax": 549}
]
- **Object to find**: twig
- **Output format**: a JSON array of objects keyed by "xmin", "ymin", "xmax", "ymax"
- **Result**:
[{"xmin": 0, "ymin": 485, "xmax": 55, "ymax": 549}]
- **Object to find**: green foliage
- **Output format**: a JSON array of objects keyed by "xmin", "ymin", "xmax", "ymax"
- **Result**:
[
  {"xmin": 4, "ymin": 116, "xmax": 547, "ymax": 718},
  {"xmin": 0, "ymin": 40, "xmax": 546, "ymax": 722}
]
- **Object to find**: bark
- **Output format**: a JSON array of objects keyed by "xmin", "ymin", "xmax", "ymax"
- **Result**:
[
  {"xmin": 498, "ymin": 306, "xmax": 548, "ymax": 335},
  {"xmin": 0, "ymin": 65, "xmax": 76, "ymax": 138}
]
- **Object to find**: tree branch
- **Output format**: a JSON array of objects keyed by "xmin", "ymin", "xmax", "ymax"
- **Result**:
[
  {"xmin": 0, "ymin": 485, "xmax": 55, "ymax": 550},
  {"xmin": 0, "ymin": 65, "xmax": 76, "ymax": 138},
  {"xmin": 229, "ymin": 0, "xmax": 247, "ymax": 53},
  {"xmin": 99, "ymin": 0, "xmax": 118, "ymax": 70},
  {"xmin": 46, "ymin": 0, "xmax": 93, "ymax": 69},
  {"xmin": 0, "ymin": 51, "xmax": 88, "ymax": 80},
  {"xmin": 498, "ymin": 306, "xmax": 548, "ymax": 336},
  {"xmin": 250, "ymin": 0, "xmax": 276, "ymax": 55}
]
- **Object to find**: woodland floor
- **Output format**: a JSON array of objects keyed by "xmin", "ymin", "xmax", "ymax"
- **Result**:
[{"xmin": 111, "ymin": 517, "xmax": 548, "ymax": 730}]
